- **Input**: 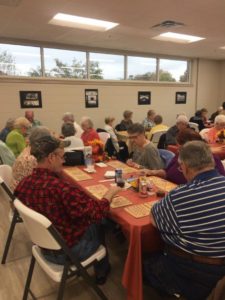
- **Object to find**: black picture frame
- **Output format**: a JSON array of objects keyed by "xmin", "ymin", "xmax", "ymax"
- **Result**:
[
  {"xmin": 20, "ymin": 91, "xmax": 42, "ymax": 108},
  {"xmin": 138, "ymin": 91, "xmax": 151, "ymax": 105},
  {"xmin": 175, "ymin": 92, "xmax": 187, "ymax": 104},
  {"xmin": 85, "ymin": 89, "xmax": 99, "ymax": 108}
]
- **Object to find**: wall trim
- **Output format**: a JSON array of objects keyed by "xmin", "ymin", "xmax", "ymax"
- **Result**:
[{"xmin": 0, "ymin": 76, "xmax": 193, "ymax": 87}]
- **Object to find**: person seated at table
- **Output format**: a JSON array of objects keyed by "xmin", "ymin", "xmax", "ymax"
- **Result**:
[
  {"xmin": 104, "ymin": 117, "xmax": 129, "ymax": 162},
  {"xmin": 210, "ymin": 106, "xmax": 223, "ymax": 123},
  {"xmin": 203, "ymin": 114, "xmax": 225, "ymax": 143},
  {"xmin": 62, "ymin": 112, "xmax": 83, "ymax": 138},
  {"xmin": 81, "ymin": 117, "xmax": 104, "ymax": 161},
  {"xmin": 148, "ymin": 115, "xmax": 168, "ymax": 140},
  {"xmin": 61, "ymin": 123, "xmax": 84, "ymax": 148},
  {"xmin": 126, "ymin": 123, "xmax": 163, "ymax": 170},
  {"xmin": 0, "ymin": 140, "xmax": 15, "ymax": 166},
  {"xmin": 0, "ymin": 118, "xmax": 15, "ymax": 142},
  {"xmin": 142, "ymin": 109, "xmax": 156, "ymax": 131},
  {"xmin": 189, "ymin": 109, "xmax": 206, "ymax": 131},
  {"xmin": 14, "ymin": 135, "xmax": 121, "ymax": 285},
  {"xmin": 25, "ymin": 110, "xmax": 42, "ymax": 127},
  {"xmin": 81, "ymin": 117, "xmax": 99, "ymax": 145},
  {"xmin": 104, "ymin": 117, "xmax": 120, "ymax": 152},
  {"xmin": 144, "ymin": 128, "xmax": 225, "ymax": 184},
  {"xmin": 165, "ymin": 114, "xmax": 189, "ymax": 146},
  {"xmin": 12, "ymin": 126, "xmax": 51, "ymax": 189},
  {"xmin": 6, "ymin": 117, "xmax": 31, "ymax": 158},
  {"xmin": 144, "ymin": 141, "xmax": 225, "ymax": 300},
  {"xmin": 116, "ymin": 110, "xmax": 133, "ymax": 131}
]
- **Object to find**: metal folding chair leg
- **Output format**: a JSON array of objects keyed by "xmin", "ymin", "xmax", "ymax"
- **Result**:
[
  {"xmin": 57, "ymin": 260, "xmax": 70, "ymax": 300},
  {"xmin": 1, "ymin": 210, "xmax": 20, "ymax": 264},
  {"xmin": 23, "ymin": 255, "xmax": 36, "ymax": 300}
]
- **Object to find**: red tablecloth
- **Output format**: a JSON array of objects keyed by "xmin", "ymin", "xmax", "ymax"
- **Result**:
[
  {"xmin": 62, "ymin": 163, "xmax": 162, "ymax": 300},
  {"xmin": 167, "ymin": 144, "xmax": 225, "ymax": 160}
]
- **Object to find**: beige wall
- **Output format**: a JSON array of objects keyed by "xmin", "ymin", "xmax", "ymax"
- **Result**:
[
  {"xmin": 218, "ymin": 61, "xmax": 225, "ymax": 103},
  {"xmin": 196, "ymin": 59, "xmax": 221, "ymax": 112},
  {"xmin": 0, "ymin": 58, "xmax": 222, "ymax": 133}
]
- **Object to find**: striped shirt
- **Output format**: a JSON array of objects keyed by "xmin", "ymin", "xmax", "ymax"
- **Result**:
[{"xmin": 152, "ymin": 169, "xmax": 225, "ymax": 257}]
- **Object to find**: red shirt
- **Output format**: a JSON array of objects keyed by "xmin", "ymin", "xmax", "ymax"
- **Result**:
[
  {"xmin": 14, "ymin": 168, "xmax": 110, "ymax": 248},
  {"xmin": 81, "ymin": 128, "xmax": 100, "ymax": 145}
]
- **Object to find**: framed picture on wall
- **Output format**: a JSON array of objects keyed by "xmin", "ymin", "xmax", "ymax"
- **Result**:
[
  {"xmin": 85, "ymin": 89, "xmax": 99, "ymax": 108},
  {"xmin": 138, "ymin": 91, "xmax": 151, "ymax": 105},
  {"xmin": 175, "ymin": 91, "xmax": 187, "ymax": 104},
  {"xmin": 19, "ymin": 91, "xmax": 42, "ymax": 108}
]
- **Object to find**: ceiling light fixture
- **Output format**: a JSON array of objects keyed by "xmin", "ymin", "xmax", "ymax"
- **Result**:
[
  {"xmin": 152, "ymin": 32, "xmax": 205, "ymax": 43},
  {"xmin": 49, "ymin": 13, "xmax": 119, "ymax": 31}
]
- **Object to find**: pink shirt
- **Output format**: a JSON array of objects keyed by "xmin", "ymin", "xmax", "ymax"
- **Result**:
[
  {"xmin": 206, "ymin": 127, "xmax": 219, "ymax": 143},
  {"xmin": 81, "ymin": 128, "xmax": 100, "ymax": 145}
]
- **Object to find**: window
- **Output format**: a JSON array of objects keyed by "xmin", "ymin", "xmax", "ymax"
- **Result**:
[
  {"xmin": 158, "ymin": 58, "xmax": 189, "ymax": 82},
  {"xmin": 127, "ymin": 56, "xmax": 157, "ymax": 81},
  {"xmin": 0, "ymin": 44, "xmax": 41, "ymax": 76},
  {"xmin": 44, "ymin": 48, "xmax": 86, "ymax": 78},
  {"xmin": 0, "ymin": 42, "xmax": 190, "ymax": 83},
  {"xmin": 89, "ymin": 53, "xmax": 124, "ymax": 80}
]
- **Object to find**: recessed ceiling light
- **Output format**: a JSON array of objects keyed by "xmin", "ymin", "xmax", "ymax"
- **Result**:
[
  {"xmin": 152, "ymin": 32, "xmax": 205, "ymax": 43},
  {"xmin": 49, "ymin": 13, "xmax": 119, "ymax": 31},
  {"xmin": 220, "ymin": 46, "xmax": 225, "ymax": 50}
]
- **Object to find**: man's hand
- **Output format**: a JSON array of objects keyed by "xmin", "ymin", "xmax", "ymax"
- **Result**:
[{"xmin": 104, "ymin": 186, "xmax": 122, "ymax": 202}]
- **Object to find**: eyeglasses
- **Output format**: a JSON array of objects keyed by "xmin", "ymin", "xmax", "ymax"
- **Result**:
[{"xmin": 128, "ymin": 135, "xmax": 140, "ymax": 139}]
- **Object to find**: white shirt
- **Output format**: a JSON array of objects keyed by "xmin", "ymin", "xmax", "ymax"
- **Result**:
[{"xmin": 74, "ymin": 121, "xmax": 83, "ymax": 138}]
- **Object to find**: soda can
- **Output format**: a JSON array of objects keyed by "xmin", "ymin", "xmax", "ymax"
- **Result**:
[{"xmin": 115, "ymin": 169, "xmax": 122, "ymax": 183}]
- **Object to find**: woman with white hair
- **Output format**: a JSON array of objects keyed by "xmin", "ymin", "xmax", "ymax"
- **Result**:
[
  {"xmin": 165, "ymin": 114, "xmax": 189, "ymax": 146},
  {"xmin": 204, "ymin": 114, "xmax": 225, "ymax": 143},
  {"xmin": 81, "ymin": 117, "xmax": 100, "ymax": 145},
  {"xmin": 6, "ymin": 117, "xmax": 31, "ymax": 157},
  {"xmin": 62, "ymin": 112, "xmax": 83, "ymax": 138}
]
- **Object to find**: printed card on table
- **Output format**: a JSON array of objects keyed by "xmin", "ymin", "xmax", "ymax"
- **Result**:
[
  {"xmin": 110, "ymin": 196, "xmax": 132, "ymax": 208},
  {"xmin": 64, "ymin": 168, "xmax": 92, "ymax": 181},
  {"xmin": 124, "ymin": 202, "xmax": 152, "ymax": 218},
  {"xmin": 86, "ymin": 184, "xmax": 109, "ymax": 200},
  {"xmin": 148, "ymin": 176, "xmax": 177, "ymax": 192},
  {"xmin": 107, "ymin": 161, "xmax": 137, "ymax": 174}
]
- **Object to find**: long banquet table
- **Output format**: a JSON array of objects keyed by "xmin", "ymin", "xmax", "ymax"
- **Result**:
[
  {"xmin": 167, "ymin": 143, "xmax": 225, "ymax": 160},
  {"xmin": 62, "ymin": 162, "xmax": 164, "ymax": 300}
]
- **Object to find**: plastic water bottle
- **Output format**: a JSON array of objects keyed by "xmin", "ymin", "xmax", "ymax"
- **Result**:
[{"xmin": 84, "ymin": 146, "xmax": 93, "ymax": 168}]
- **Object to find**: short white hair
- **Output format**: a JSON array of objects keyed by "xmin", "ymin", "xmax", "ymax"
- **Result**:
[
  {"xmin": 81, "ymin": 116, "xmax": 93, "ymax": 129},
  {"xmin": 62, "ymin": 112, "xmax": 74, "ymax": 123},
  {"xmin": 176, "ymin": 115, "xmax": 188, "ymax": 124},
  {"xmin": 215, "ymin": 114, "xmax": 225, "ymax": 124}
]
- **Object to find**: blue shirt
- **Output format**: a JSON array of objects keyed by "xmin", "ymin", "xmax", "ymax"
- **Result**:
[{"xmin": 152, "ymin": 169, "xmax": 225, "ymax": 257}]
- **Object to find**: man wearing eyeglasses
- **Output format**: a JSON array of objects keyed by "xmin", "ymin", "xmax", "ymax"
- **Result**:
[
  {"xmin": 144, "ymin": 141, "xmax": 225, "ymax": 300},
  {"xmin": 15, "ymin": 135, "xmax": 120, "ymax": 285},
  {"xmin": 126, "ymin": 123, "xmax": 163, "ymax": 170}
]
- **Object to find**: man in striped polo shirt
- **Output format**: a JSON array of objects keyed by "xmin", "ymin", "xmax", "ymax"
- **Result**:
[{"xmin": 144, "ymin": 141, "xmax": 225, "ymax": 300}]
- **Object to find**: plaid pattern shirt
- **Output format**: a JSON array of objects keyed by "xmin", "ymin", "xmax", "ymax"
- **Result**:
[{"xmin": 14, "ymin": 168, "xmax": 110, "ymax": 248}]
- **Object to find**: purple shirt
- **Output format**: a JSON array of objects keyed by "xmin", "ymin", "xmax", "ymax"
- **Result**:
[{"xmin": 166, "ymin": 153, "xmax": 225, "ymax": 184}]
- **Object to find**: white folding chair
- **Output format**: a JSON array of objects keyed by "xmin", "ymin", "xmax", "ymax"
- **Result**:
[
  {"xmin": 64, "ymin": 136, "xmax": 84, "ymax": 148},
  {"xmin": 0, "ymin": 164, "xmax": 13, "ymax": 187},
  {"xmin": 189, "ymin": 122, "xmax": 199, "ymax": 132},
  {"xmin": 0, "ymin": 165, "xmax": 23, "ymax": 264},
  {"xmin": 14, "ymin": 199, "xmax": 108, "ymax": 300},
  {"xmin": 98, "ymin": 132, "xmax": 110, "ymax": 145},
  {"xmin": 150, "ymin": 130, "xmax": 168, "ymax": 145}
]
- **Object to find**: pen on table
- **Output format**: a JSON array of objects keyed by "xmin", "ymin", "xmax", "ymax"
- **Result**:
[{"xmin": 98, "ymin": 179, "xmax": 115, "ymax": 182}]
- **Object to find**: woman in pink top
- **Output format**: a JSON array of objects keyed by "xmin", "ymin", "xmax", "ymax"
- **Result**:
[
  {"xmin": 81, "ymin": 117, "xmax": 100, "ymax": 145},
  {"xmin": 205, "ymin": 114, "xmax": 225, "ymax": 143}
]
